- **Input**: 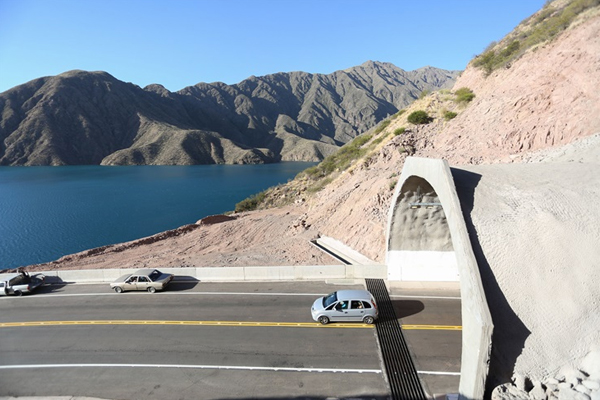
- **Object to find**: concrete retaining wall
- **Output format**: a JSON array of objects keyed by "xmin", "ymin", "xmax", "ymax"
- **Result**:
[
  {"xmin": 387, "ymin": 250, "xmax": 459, "ymax": 281},
  {"xmin": 40, "ymin": 264, "xmax": 387, "ymax": 285}
]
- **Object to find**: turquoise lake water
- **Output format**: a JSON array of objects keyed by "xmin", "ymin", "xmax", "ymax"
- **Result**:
[{"xmin": 0, "ymin": 163, "xmax": 314, "ymax": 270}]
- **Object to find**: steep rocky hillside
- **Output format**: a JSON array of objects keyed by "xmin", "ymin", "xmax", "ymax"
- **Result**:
[{"xmin": 0, "ymin": 62, "xmax": 458, "ymax": 166}]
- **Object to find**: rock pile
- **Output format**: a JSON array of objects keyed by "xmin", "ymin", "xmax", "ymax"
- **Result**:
[{"xmin": 492, "ymin": 351, "xmax": 600, "ymax": 400}]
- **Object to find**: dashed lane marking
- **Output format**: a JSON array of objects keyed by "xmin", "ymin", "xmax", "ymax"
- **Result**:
[{"xmin": 0, "ymin": 320, "xmax": 370, "ymax": 328}]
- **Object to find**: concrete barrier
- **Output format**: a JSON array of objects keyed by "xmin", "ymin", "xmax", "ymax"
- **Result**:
[
  {"xmin": 314, "ymin": 236, "xmax": 378, "ymax": 265},
  {"xmin": 38, "ymin": 264, "xmax": 387, "ymax": 285}
]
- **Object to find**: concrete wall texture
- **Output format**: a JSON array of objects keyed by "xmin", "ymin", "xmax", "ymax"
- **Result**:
[
  {"xmin": 386, "ymin": 157, "xmax": 493, "ymax": 400},
  {"xmin": 386, "ymin": 172, "xmax": 459, "ymax": 282},
  {"xmin": 40, "ymin": 264, "xmax": 387, "ymax": 285},
  {"xmin": 387, "ymin": 250, "xmax": 458, "ymax": 281}
]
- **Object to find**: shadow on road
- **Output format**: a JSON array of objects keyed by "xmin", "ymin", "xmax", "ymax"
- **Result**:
[
  {"xmin": 391, "ymin": 299, "xmax": 425, "ymax": 319},
  {"xmin": 168, "ymin": 276, "xmax": 200, "ymax": 291}
]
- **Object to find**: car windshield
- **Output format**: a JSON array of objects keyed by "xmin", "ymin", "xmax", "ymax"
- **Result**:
[{"xmin": 323, "ymin": 292, "xmax": 338, "ymax": 308}]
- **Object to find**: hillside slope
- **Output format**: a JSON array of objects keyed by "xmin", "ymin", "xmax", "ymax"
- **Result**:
[{"xmin": 0, "ymin": 62, "xmax": 457, "ymax": 166}]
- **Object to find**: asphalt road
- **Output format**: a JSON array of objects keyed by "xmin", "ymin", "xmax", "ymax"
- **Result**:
[
  {"xmin": 390, "ymin": 286, "xmax": 462, "ymax": 397},
  {"xmin": 0, "ymin": 281, "xmax": 390, "ymax": 400}
]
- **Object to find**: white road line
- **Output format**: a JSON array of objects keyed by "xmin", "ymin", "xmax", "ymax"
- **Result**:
[
  {"xmin": 389, "ymin": 295, "xmax": 461, "ymax": 300},
  {"xmin": 0, "ymin": 363, "xmax": 382, "ymax": 374},
  {"xmin": 417, "ymin": 370, "xmax": 461, "ymax": 376},
  {"xmin": 3, "ymin": 289, "xmax": 459, "ymax": 300},
  {"xmin": 2, "ymin": 291, "xmax": 329, "ymax": 299},
  {"xmin": 168, "ymin": 291, "xmax": 326, "ymax": 297}
]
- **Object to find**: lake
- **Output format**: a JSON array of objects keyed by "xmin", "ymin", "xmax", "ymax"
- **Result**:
[{"xmin": 0, "ymin": 163, "xmax": 314, "ymax": 270}]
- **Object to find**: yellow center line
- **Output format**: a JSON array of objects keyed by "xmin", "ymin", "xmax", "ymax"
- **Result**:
[
  {"xmin": 0, "ymin": 320, "xmax": 367, "ymax": 329},
  {"xmin": 0, "ymin": 320, "xmax": 462, "ymax": 330},
  {"xmin": 403, "ymin": 324, "xmax": 462, "ymax": 331}
]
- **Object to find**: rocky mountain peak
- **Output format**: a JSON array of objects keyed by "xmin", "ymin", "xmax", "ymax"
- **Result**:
[{"xmin": 0, "ymin": 63, "xmax": 458, "ymax": 166}]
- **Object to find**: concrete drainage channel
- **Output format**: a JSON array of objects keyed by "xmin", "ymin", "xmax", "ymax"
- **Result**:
[{"xmin": 366, "ymin": 278, "xmax": 428, "ymax": 400}]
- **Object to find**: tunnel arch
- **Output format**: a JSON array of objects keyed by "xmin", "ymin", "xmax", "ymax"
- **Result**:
[
  {"xmin": 387, "ymin": 175, "xmax": 458, "ymax": 281},
  {"xmin": 385, "ymin": 157, "xmax": 493, "ymax": 400}
]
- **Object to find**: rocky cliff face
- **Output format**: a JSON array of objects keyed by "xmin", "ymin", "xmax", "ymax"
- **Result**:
[
  {"xmin": 423, "ymin": 5, "xmax": 600, "ymax": 165},
  {"xmin": 0, "ymin": 62, "xmax": 458, "ymax": 166}
]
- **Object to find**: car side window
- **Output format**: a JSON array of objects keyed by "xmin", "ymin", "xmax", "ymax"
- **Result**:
[
  {"xmin": 362, "ymin": 301, "xmax": 372, "ymax": 309},
  {"xmin": 351, "ymin": 300, "xmax": 364, "ymax": 309},
  {"xmin": 139, "ymin": 276, "xmax": 149, "ymax": 283},
  {"xmin": 335, "ymin": 301, "xmax": 349, "ymax": 310}
]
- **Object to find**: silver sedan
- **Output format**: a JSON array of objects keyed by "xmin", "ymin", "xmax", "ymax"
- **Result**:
[{"xmin": 110, "ymin": 268, "xmax": 174, "ymax": 293}]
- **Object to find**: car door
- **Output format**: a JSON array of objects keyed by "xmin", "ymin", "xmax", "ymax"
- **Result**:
[
  {"xmin": 123, "ymin": 276, "xmax": 138, "ymax": 291},
  {"xmin": 347, "ymin": 300, "xmax": 367, "ymax": 321},
  {"xmin": 136, "ymin": 276, "xmax": 150, "ymax": 291},
  {"xmin": 330, "ymin": 300, "xmax": 351, "ymax": 321}
]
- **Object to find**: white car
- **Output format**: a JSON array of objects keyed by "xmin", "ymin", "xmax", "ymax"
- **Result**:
[
  {"xmin": 0, "ymin": 271, "xmax": 45, "ymax": 296},
  {"xmin": 311, "ymin": 289, "xmax": 378, "ymax": 324}
]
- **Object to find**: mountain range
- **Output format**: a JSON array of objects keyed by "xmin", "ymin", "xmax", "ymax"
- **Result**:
[{"xmin": 0, "ymin": 61, "xmax": 458, "ymax": 166}]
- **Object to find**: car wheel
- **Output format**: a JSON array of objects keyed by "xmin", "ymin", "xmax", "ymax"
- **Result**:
[
  {"xmin": 318, "ymin": 316, "xmax": 329, "ymax": 325},
  {"xmin": 147, "ymin": 287, "xmax": 156, "ymax": 293},
  {"xmin": 114, "ymin": 287, "xmax": 123, "ymax": 293},
  {"xmin": 14, "ymin": 290, "xmax": 22, "ymax": 297},
  {"xmin": 363, "ymin": 316, "xmax": 375, "ymax": 325}
]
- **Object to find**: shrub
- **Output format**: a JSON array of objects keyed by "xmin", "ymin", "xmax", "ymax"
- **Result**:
[
  {"xmin": 235, "ymin": 190, "xmax": 267, "ymax": 212},
  {"xmin": 473, "ymin": 0, "xmax": 600, "ymax": 75},
  {"xmin": 351, "ymin": 134, "xmax": 373, "ymax": 147},
  {"xmin": 302, "ymin": 133, "xmax": 374, "ymax": 179},
  {"xmin": 473, "ymin": 39, "xmax": 524, "ymax": 75},
  {"xmin": 419, "ymin": 90, "xmax": 430, "ymax": 99},
  {"xmin": 373, "ymin": 120, "xmax": 391, "ymax": 134},
  {"xmin": 472, "ymin": 48, "xmax": 497, "ymax": 75},
  {"xmin": 455, "ymin": 87, "xmax": 475, "ymax": 103},
  {"xmin": 444, "ymin": 111, "xmax": 458, "ymax": 120},
  {"xmin": 393, "ymin": 127, "xmax": 406, "ymax": 136},
  {"xmin": 394, "ymin": 109, "xmax": 406, "ymax": 118},
  {"xmin": 407, "ymin": 110, "xmax": 433, "ymax": 125},
  {"xmin": 303, "ymin": 165, "xmax": 321, "ymax": 179}
]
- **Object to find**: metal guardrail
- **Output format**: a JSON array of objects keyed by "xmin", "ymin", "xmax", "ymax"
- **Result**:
[{"xmin": 366, "ymin": 278, "xmax": 427, "ymax": 400}]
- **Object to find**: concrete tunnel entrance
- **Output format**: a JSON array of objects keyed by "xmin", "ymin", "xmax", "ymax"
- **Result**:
[
  {"xmin": 387, "ymin": 175, "xmax": 459, "ymax": 282},
  {"xmin": 384, "ymin": 158, "xmax": 493, "ymax": 400}
]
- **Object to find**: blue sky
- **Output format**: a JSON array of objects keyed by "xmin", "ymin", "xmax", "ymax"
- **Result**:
[{"xmin": 0, "ymin": 0, "xmax": 547, "ymax": 93}]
